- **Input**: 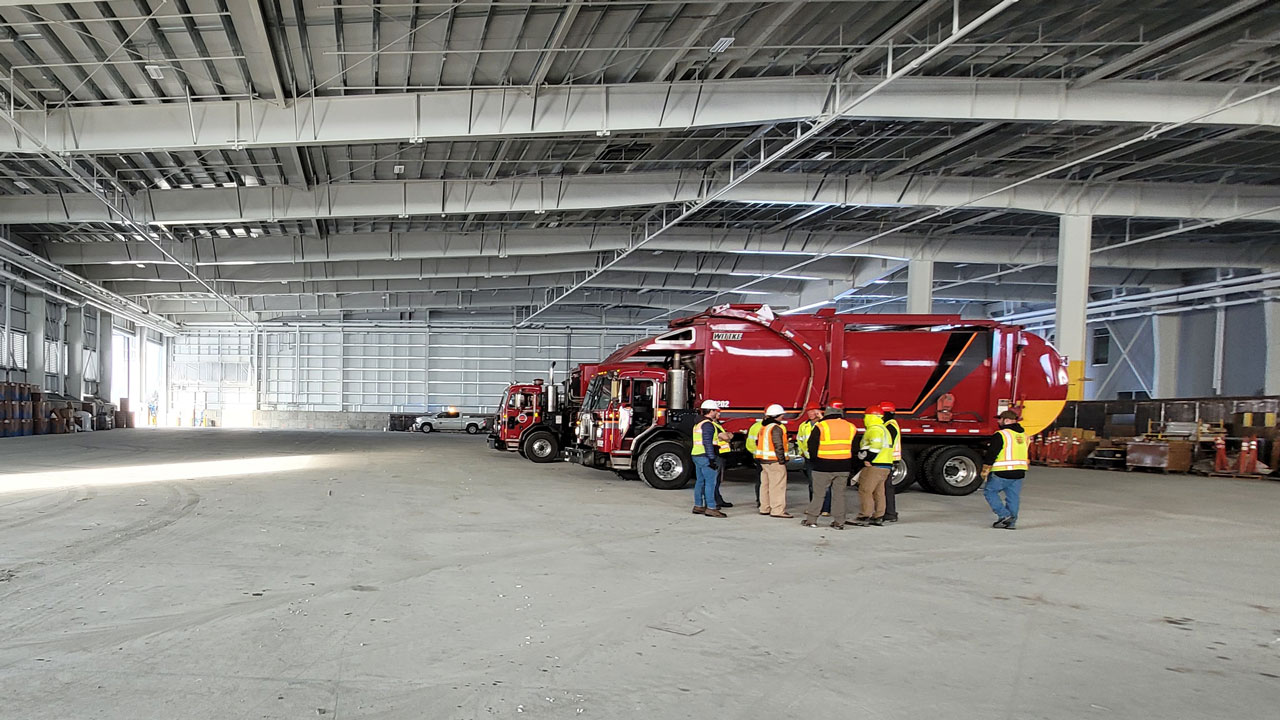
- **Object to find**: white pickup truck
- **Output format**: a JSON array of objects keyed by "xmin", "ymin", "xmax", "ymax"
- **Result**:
[{"xmin": 410, "ymin": 409, "xmax": 490, "ymax": 435}]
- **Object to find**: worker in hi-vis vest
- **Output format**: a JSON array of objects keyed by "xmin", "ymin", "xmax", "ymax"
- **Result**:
[
  {"xmin": 854, "ymin": 403, "xmax": 900, "ymax": 526},
  {"xmin": 879, "ymin": 402, "xmax": 902, "ymax": 523},
  {"xmin": 801, "ymin": 405, "xmax": 858, "ymax": 529},
  {"xmin": 982, "ymin": 410, "xmax": 1029, "ymax": 530},
  {"xmin": 746, "ymin": 415, "xmax": 764, "ymax": 504},
  {"xmin": 754, "ymin": 404, "xmax": 791, "ymax": 518},
  {"xmin": 691, "ymin": 400, "xmax": 731, "ymax": 518},
  {"xmin": 795, "ymin": 405, "xmax": 830, "ymax": 515}
]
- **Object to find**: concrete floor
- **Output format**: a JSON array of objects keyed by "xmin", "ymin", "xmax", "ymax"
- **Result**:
[{"xmin": 1, "ymin": 429, "xmax": 1278, "ymax": 719}]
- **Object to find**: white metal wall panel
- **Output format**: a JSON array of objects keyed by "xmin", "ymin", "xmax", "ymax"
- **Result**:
[
  {"xmin": 171, "ymin": 331, "xmax": 255, "ymax": 412},
  {"xmin": 173, "ymin": 326, "xmax": 646, "ymax": 414}
]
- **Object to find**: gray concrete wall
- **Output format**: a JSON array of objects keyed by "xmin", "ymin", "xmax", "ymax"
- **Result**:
[
  {"xmin": 1084, "ymin": 304, "xmax": 1270, "ymax": 400},
  {"xmin": 252, "ymin": 410, "xmax": 390, "ymax": 431},
  {"xmin": 1085, "ymin": 317, "xmax": 1153, "ymax": 400}
]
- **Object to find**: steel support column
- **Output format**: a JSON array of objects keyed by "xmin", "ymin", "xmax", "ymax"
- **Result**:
[
  {"xmin": 1152, "ymin": 314, "xmax": 1181, "ymax": 398},
  {"xmin": 67, "ymin": 306, "xmax": 85, "ymax": 399},
  {"xmin": 1266, "ymin": 294, "xmax": 1280, "ymax": 396},
  {"xmin": 906, "ymin": 258, "xmax": 934, "ymax": 314},
  {"xmin": 99, "ymin": 311, "xmax": 114, "ymax": 402},
  {"xmin": 26, "ymin": 293, "xmax": 46, "ymax": 390},
  {"xmin": 1055, "ymin": 214, "xmax": 1092, "ymax": 401}
]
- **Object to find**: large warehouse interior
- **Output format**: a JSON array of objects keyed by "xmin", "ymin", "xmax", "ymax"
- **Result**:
[{"xmin": 2, "ymin": 1, "xmax": 1279, "ymax": 717}]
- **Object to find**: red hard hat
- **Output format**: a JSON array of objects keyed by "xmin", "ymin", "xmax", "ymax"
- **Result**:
[
  {"xmin": 831, "ymin": 400, "xmax": 844, "ymax": 409},
  {"xmin": 864, "ymin": 406, "xmax": 882, "ymax": 416},
  {"xmin": 879, "ymin": 402, "xmax": 897, "ymax": 413},
  {"xmin": 805, "ymin": 404, "xmax": 822, "ymax": 412}
]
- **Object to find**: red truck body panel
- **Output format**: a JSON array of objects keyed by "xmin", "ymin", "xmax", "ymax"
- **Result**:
[{"xmin": 599, "ymin": 305, "xmax": 1067, "ymax": 438}]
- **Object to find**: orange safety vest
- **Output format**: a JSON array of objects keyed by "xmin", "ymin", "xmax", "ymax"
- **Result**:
[
  {"xmin": 992, "ymin": 428, "xmax": 1030, "ymax": 472},
  {"xmin": 814, "ymin": 418, "xmax": 856, "ymax": 460},
  {"xmin": 753, "ymin": 422, "xmax": 787, "ymax": 462}
]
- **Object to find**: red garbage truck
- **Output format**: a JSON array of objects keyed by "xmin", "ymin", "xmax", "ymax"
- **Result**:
[
  {"xmin": 488, "ymin": 363, "xmax": 597, "ymax": 462},
  {"xmin": 569, "ymin": 304, "xmax": 1068, "ymax": 495}
]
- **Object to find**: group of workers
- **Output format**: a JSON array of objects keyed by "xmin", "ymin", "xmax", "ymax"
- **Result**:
[{"xmin": 690, "ymin": 401, "xmax": 1029, "ymax": 530}]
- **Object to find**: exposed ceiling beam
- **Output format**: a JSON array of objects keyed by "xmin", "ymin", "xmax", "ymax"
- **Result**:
[
  {"xmin": 234, "ymin": 0, "xmax": 289, "ymax": 105},
  {"xmin": 145, "ymin": 288, "xmax": 731, "ymax": 315},
  {"xmin": 6, "ymin": 171, "xmax": 1277, "ymax": 224},
  {"xmin": 3, "ymin": 77, "xmax": 1277, "ymax": 155},
  {"xmin": 76, "ymin": 251, "xmax": 864, "ymax": 284},
  {"xmin": 1073, "ymin": 0, "xmax": 1274, "ymax": 87},
  {"xmin": 104, "ymin": 270, "xmax": 801, "ymax": 298},
  {"xmin": 40, "ymin": 228, "xmax": 1280, "ymax": 272}
]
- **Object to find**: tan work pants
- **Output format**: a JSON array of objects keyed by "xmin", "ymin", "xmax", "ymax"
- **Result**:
[
  {"xmin": 758, "ymin": 462, "xmax": 789, "ymax": 516},
  {"xmin": 857, "ymin": 465, "xmax": 890, "ymax": 519}
]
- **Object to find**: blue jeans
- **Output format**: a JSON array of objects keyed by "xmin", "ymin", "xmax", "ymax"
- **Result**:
[
  {"xmin": 693, "ymin": 455, "xmax": 719, "ymax": 509},
  {"xmin": 984, "ymin": 474, "xmax": 1022, "ymax": 520}
]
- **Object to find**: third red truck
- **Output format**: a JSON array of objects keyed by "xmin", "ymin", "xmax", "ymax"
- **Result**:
[{"xmin": 563, "ymin": 305, "xmax": 1069, "ymax": 496}]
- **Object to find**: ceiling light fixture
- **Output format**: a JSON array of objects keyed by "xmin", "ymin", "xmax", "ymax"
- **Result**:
[
  {"xmin": 811, "ymin": 150, "xmax": 832, "ymax": 161},
  {"xmin": 15, "ymin": 180, "xmax": 31, "ymax": 190},
  {"xmin": 710, "ymin": 37, "xmax": 735, "ymax": 53},
  {"xmin": 135, "ymin": 263, "xmax": 146, "ymax": 268},
  {"xmin": 393, "ymin": 164, "xmax": 405, "ymax": 174},
  {"xmin": 144, "ymin": 64, "xmax": 164, "ymax": 80}
]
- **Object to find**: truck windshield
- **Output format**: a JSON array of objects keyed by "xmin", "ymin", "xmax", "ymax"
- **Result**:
[{"xmin": 582, "ymin": 376, "xmax": 609, "ymax": 412}]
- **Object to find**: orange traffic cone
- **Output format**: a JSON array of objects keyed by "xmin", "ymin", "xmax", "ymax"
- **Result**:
[
  {"xmin": 1214, "ymin": 436, "xmax": 1230, "ymax": 473},
  {"xmin": 1239, "ymin": 436, "xmax": 1258, "ymax": 475}
]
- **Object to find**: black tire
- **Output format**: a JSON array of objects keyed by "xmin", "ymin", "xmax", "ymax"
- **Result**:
[
  {"xmin": 924, "ymin": 445, "xmax": 985, "ymax": 496},
  {"xmin": 888, "ymin": 450, "xmax": 918, "ymax": 494},
  {"xmin": 522, "ymin": 430, "xmax": 560, "ymax": 463},
  {"xmin": 418, "ymin": 423, "xmax": 433, "ymax": 434},
  {"xmin": 637, "ymin": 440, "xmax": 693, "ymax": 490},
  {"xmin": 465, "ymin": 423, "xmax": 480, "ymax": 434},
  {"xmin": 914, "ymin": 446, "xmax": 945, "ymax": 493}
]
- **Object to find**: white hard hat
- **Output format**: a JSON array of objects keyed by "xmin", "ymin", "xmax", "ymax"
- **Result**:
[
  {"xmin": 765, "ymin": 403, "xmax": 785, "ymax": 417},
  {"xmin": 699, "ymin": 399, "xmax": 719, "ymax": 410}
]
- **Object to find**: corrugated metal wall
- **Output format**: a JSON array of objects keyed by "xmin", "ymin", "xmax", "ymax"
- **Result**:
[{"xmin": 172, "ymin": 326, "xmax": 644, "ymax": 414}]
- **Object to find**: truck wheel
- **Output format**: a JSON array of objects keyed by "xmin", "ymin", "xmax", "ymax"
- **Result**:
[
  {"xmin": 523, "ymin": 430, "xmax": 560, "ymax": 463},
  {"xmin": 925, "ymin": 446, "xmax": 984, "ymax": 496},
  {"xmin": 419, "ymin": 423, "xmax": 433, "ymax": 434},
  {"xmin": 637, "ymin": 441, "xmax": 693, "ymax": 490},
  {"xmin": 888, "ymin": 451, "xmax": 917, "ymax": 493},
  {"xmin": 465, "ymin": 423, "xmax": 479, "ymax": 434},
  {"xmin": 914, "ymin": 446, "xmax": 945, "ymax": 492}
]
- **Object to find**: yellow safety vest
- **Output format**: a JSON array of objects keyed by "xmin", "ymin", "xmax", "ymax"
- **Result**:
[
  {"xmin": 886, "ymin": 419, "xmax": 903, "ymax": 462},
  {"xmin": 992, "ymin": 428, "xmax": 1029, "ymax": 472},
  {"xmin": 745, "ymin": 420, "xmax": 764, "ymax": 454},
  {"xmin": 754, "ymin": 423, "xmax": 787, "ymax": 462},
  {"xmin": 691, "ymin": 419, "xmax": 731, "ymax": 455},
  {"xmin": 815, "ymin": 418, "xmax": 856, "ymax": 460},
  {"xmin": 796, "ymin": 420, "xmax": 815, "ymax": 459},
  {"xmin": 861, "ymin": 417, "xmax": 902, "ymax": 465}
]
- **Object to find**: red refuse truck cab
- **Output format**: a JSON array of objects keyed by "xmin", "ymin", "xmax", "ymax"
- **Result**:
[
  {"xmin": 570, "ymin": 304, "xmax": 1068, "ymax": 495},
  {"xmin": 488, "ymin": 364, "xmax": 597, "ymax": 461}
]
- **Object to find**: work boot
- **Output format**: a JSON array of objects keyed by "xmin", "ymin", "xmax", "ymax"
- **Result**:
[
  {"xmin": 1002, "ymin": 516, "xmax": 1017, "ymax": 530},
  {"xmin": 870, "ymin": 517, "xmax": 885, "ymax": 527},
  {"xmin": 771, "ymin": 512, "xmax": 793, "ymax": 519},
  {"xmin": 719, "ymin": 501, "xmax": 735, "ymax": 508},
  {"xmin": 850, "ymin": 516, "xmax": 872, "ymax": 527},
  {"xmin": 883, "ymin": 514, "xmax": 899, "ymax": 523},
  {"xmin": 992, "ymin": 516, "xmax": 1010, "ymax": 529},
  {"xmin": 800, "ymin": 518, "xmax": 819, "ymax": 528},
  {"xmin": 704, "ymin": 508, "xmax": 727, "ymax": 518},
  {"xmin": 830, "ymin": 522, "xmax": 844, "ymax": 530},
  {"xmin": 692, "ymin": 506, "xmax": 706, "ymax": 515}
]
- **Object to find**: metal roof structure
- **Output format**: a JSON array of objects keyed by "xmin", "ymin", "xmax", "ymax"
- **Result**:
[{"xmin": 2, "ymin": 0, "xmax": 1279, "ymax": 326}]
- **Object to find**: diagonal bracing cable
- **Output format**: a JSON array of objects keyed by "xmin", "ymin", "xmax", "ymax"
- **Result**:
[
  {"xmin": 643, "ymin": 81, "xmax": 1280, "ymax": 324},
  {"xmin": 515, "ymin": 0, "xmax": 1025, "ymax": 326}
]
